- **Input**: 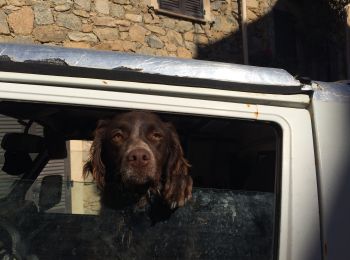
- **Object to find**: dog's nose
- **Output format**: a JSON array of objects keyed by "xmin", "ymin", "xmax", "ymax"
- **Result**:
[{"xmin": 127, "ymin": 149, "xmax": 151, "ymax": 167}]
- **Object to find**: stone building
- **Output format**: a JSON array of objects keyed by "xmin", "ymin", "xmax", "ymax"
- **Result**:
[
  {"xmin": 0, "ymin": 0, "xmax": 347, "ymax": 80},
  {"xmin": 0, "ymin": 0, "xmax": 347, "ymax": 214}
]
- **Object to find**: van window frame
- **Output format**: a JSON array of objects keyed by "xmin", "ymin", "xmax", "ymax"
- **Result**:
[{"xmin": 0, "ymin": 81, "xmax": 320, "ymax": 259}]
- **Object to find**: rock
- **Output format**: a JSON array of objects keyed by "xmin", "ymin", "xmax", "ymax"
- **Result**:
[
  {"xmin": 0, "ymin": 0, "xmax": 6, "ymax": 7},
  {"xmin": 0, "ymin": 35, "xmax": 34, "ymax": 43},
  {"xmin": 211, "ymin": 0, "xmax": 222, "ymax": 11},
  {"xmin": 94, "ymin": 42, "xmax": 112, "ymax": 50},
  {"xmin": 120, "ymin": 32, "xmax": 128, "ymax": 39},
  {"xmin": 74, "ymin": 0, "xmax": 91, "ymax": 11},
  {"xmin": 194, "ymin": 23, "xmax": 205, "ymax": 34},
  {"xmin": 115, "ymin": 19, "xmax": 130, "ymax": 26},
  {"xmin": 118, "ymin": 26, "xmax": 128, "ymax": 32},
  {"xmin": 112, "ymin": 0, "xmax": 129, "ymax": 5},
  {"xmin": 3, "ymin": 6, "xmax": 20, "ymax": 15},
  {"xmin": 68, "ymin": 31, "xmax": 98, "ymax": 42},
  {"xmin": 144, "ymin": 13, "xmax": 160, "ymax": 24},
  {"xmin": 162, "ymin": 18, "xmax": 175, "ymax": 29},
  {"xmin": 111, "ymin": 40, "xmax": 136, "ymax": 52},
  {"xmin": 247, "ymin": 9, "xmax": 258, "ymax": 22},
  {"xmin": 110, "ymin": 4, "xmax": 125, "ymax": 18},
  {"xmin": 196, "ymin": 35, "xmax": 208, "ymax": 45},
  {"xmin": 213, "ymin": 16, "xmax": 233, "ymax": 33},
  {"xmin": 220, "ymin": 1, "xmax": 228, "ymax": 13},
  {"xmin": 247, "ymin": 0, "xmax": 259, "ymax": 9},
  {"xmin": 167, "ymin": 30, "xmax": 183, "ymax": 46},
  {"xmin": 8, "ymin": 7, "xmax": 34, "ymax": 35},
  {"xmin": 33, "ymin": 25, "xmax": 67, "ymax": 42},
  {"xmin": 147, "ymin": 34, "xmax": 163, "ymax": 49},
  {"xmin": 73, "ymin": 9, "xmax": 90, "ymax": 17},
  {"xmin": 159, "ymin": 35, "xmax": 168, "ymax": 43},
  {"xmin": 82, "ymin": 23, "xmax": 93, "ymax": 32},
  {"xmin": 138, "ymin": 46, "xmax": 156, "ymax": 56},
  {"xmin": 177, "ymin": 20, "xmax": 193, "ymax": 32},
  {"xmin": 63, "ymin": 41, "xmax": 90, "ymax": 48},
  {"xmin": 13, "ymin": 35, "xmax": 34, "ymax": 43},
  {"xmin": 0, "ymin": 10, "xmax": 10, "ymax": 35},
  {"xmin": 185, "ymin": 41, "xmax": 196, "ymax": 54},
  {"xmin": 260, "ymin": 0, "xmax": 272, "ymax": 10},
  {"xmin": 55, "ymin": 4, "xmax": 71, "ymax": 11},
  {"xmin": 177, "ymin": 47, "xmax": 192, "ymax": 58},
  {"xmin": 92, "ymin": 16, "xmax": 116, "ymax": 27},
  {"xmin": 94, "ymin": 41, "xmax": 117, "ymax": 51},
  {"xmin": 145, "ymin": 25, "xmax": 165, "ymax": 35},
  {"xmin": 155, "ymin": 49, "xmax": 168, "ymax": 56},
  {"xmin": 184, "ymin": 31, "xmax": 193, "ymax": 42},
  {"xmin": 95, "ymin": 0, "xmax": 109, "ymax": 14},
  {"xmin": 34, "ymin": 3, "xmax": 54, "ymax": 25},
  {"xmin": 122, "ymin": 40, "xmax": 136, "ymax": 51},
  {"xmin": 129, "ymin": 24, "xmax": 147, "ymax": 42},
  {"xmin": 211, "ymin": 30, "xmax": 225, "ymax": 40},
  {"xmin": 0, "ymin": 35, "xmax": 12, "ymax": 42},
  {"xmin": 93, "ymin": 27, "xmax": 119, "ymax": 41},
  {"xmin": 56, "ymin": 13, "xmax": 82, "ymax": 30},
  {"xmin": 53, "ymin": 0, "xmax": 72, "ymax": 5},
  {"xmin": 232, "ymin": 1, "xmax": 239, "ymax": 11},
  {"xmin": 125, "ymin": 13, "xmax": 142, "ymax": 23},
  {"xmin": 213, "ymin": 16, "xmax": 222, "ymax": 31},
  {"xmin": 129, "ymin": 0, "xmax": 140, "ymax": 6},
  {"xmin": 6, "ymin": 0, "xmax": 26, "ymax": 6},
  {"xmin": 226, "ymin": 14, "xmax": 238, "ymax": 25},
  {"xmin": 165, "ymin": 43, "xmax": 177, "ymax": 52},
  {"xmin": 109, "ymin": 40, "xmax": 123, "ymax": 51},
  {"xmin": 204, "ymin": 26, "xmax": 214, "ymax": 37}
]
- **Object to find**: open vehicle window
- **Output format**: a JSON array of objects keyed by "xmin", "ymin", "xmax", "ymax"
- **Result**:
[{"xmin": 0, "ymin": 102, "xmax": 280, "ymax": 259}]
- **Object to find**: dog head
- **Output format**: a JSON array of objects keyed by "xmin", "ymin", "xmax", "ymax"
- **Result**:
[{"xmin": 84, "ymin": 111, "xmax": 191, "ymax": 205}]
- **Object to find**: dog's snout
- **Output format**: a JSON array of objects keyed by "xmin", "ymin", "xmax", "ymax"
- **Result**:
[{"xmin": 127, "ymin": 148, "xmax": 151, "ymax": 167}]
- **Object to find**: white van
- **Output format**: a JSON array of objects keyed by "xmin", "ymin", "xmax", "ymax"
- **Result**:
[{"xmin": 0, "ymin": 44, "xmax": 348, "ymax": 260}]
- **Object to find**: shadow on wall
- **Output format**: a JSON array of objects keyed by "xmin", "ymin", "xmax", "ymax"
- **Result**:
[{"xmin": 195, "ymin": 0, "xmax": 348, "ymax": 81}]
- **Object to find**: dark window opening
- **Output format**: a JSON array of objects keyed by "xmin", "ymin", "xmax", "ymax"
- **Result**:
[
  {"xmin": 0, "ymin": 101, "xmax": 281, "ymax": 259},
  {"xmin": 162, "ymin": 113, "xmax": 280, "ymax": 193}
]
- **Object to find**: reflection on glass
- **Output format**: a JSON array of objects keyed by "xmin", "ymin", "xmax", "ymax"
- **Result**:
[{"xmin": 0, "ymin": 179, "xmax": 274, "ymax": 259}]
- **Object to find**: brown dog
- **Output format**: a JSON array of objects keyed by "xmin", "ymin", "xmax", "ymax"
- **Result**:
[{"xmin": 83, "ymin": 111, "xmax": 192, "ymax": 210}]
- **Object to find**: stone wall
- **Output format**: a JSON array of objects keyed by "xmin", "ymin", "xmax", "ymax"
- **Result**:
[{"xmin": 0, "ymin": 0, "xmax": 274, "ymax": 61}]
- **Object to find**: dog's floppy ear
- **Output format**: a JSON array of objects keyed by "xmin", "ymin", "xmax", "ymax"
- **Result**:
[
  {"xmin": 165, "ymin": 123, "xmax": 190, "ymax": 178},
  {"xmin": 83, "ymin": 119, "xmax": 110, "ymax": 189},
  {"xmin": 162, "ymin": 122, "xmax": 192, "ymax": 208}
]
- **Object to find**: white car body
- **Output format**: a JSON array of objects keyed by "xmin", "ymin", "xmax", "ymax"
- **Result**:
[{"xmin": 0, "ymin": 44, "xmax": 349, "ymax": 260}]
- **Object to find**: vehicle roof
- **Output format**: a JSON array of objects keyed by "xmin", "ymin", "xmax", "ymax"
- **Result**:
[{"xmin": 0, "ymin": 43, "xmax": 304, "ymax": 94}]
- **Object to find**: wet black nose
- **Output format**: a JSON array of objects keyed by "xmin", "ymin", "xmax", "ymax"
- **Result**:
[{"xmin": 127, "ymin": 148, "xmax": 151, "ymax": 167}]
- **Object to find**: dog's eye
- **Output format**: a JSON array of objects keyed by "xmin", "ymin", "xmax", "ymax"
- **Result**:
[
  {"xmin": 113, "ymin": 131, "xmax": 124, "ymax": 142},
  {"xmin": 151, "ymin": 132, "xmax": 163, "ymax": 140}
]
